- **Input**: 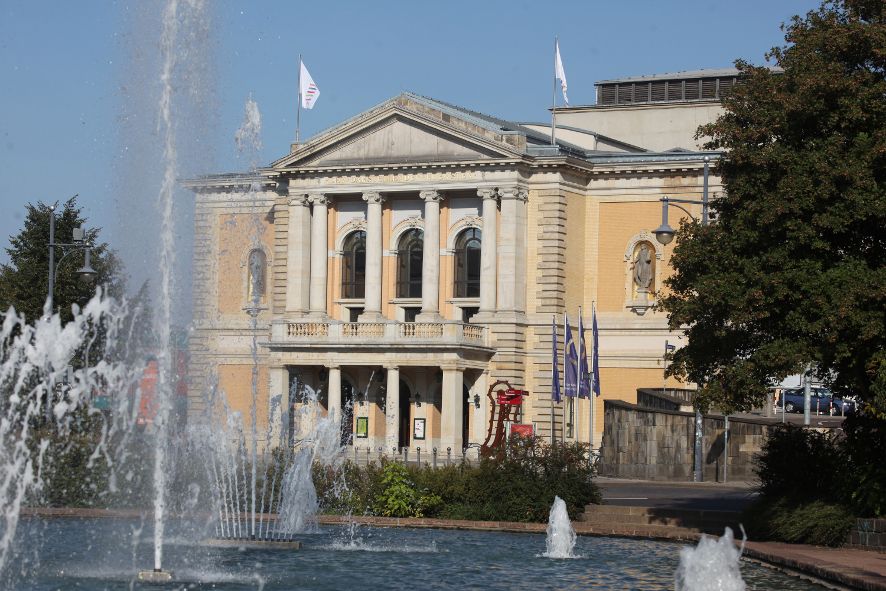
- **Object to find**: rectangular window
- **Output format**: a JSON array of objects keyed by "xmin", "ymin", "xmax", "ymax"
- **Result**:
[{"xmin": 348, "ymin": 307, "xmax": 363, "ymax": 322}]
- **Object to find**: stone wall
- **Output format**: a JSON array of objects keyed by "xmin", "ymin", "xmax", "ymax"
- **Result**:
[{"xmin": 599, "ymin": 399, "xmax": 773, "ymax": 482}]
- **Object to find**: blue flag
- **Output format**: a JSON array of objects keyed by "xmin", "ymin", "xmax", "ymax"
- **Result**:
[
  {"xmin": 564, "ymin": 315, "xmax": 578, "ymax": 398},
  {"xmin": 592, "ymin": 306, "xmax": 601, "ymax": 397},
  {"xmin": 551, "ymin": 316, "xmax": 561, "ymax": 403},
  {"xmin": 578, "ymin": 311, "xmax": 591, "ymax": 398}
]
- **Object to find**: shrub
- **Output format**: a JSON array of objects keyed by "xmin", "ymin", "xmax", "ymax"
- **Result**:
[
  {"xmin": 743, "ymin": 499, "xmax": 855, "ymax": 547},
  {"xmin": 842, "ymin": 412, "xmax": 886, "ymax": 517}
]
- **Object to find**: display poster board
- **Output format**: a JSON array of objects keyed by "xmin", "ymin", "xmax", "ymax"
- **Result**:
[
  {"xmin": 413, "ymin": 418, "xmax": 426, "ymax": 440},
  {"xmin": 356, "ymin": 416, "xmax": 369, "ymax": 438}
]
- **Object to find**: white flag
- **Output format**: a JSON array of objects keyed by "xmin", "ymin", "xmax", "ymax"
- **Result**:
[
  {"xmin": 555, "ymin": 40, "xmax": 568, "ymax": 106},
  {"xmin": 299, "ymin": 60, "xmax": 320, "ymax": 109}
]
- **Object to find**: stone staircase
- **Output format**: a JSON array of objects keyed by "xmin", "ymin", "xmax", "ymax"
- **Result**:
[{"xmin": 576, "ymin": 504, "xmax": 743, "ymax": 539}]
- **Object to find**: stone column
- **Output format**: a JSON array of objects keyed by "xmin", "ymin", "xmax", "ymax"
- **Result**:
[
  {"xmin": 327, "ymin": 366, "xmax": 342, "ymax": 423},
  {"xmin": 385, "ymin": 366, "xmax": 400, "ymax": 452},
  {"xmin": 439, "ymin": 366, "xmax": 464, "ymax": 456},
  {"xmin": 308, "ymin": 194, "xmax": 329, "ymax": 317},
  {"xmin": 360, "ymin": 192, "xmax": 385, "ymax": 321},
  {"xmin": 478, "ymin": 188, "xmax": 498, "ymax": 314},
  {"xmin": 497, "ymin": 187, "xmax": 528, "ymax": 313},
  {"xmin": 417, "ymin": 190, "xmax": 443, "ymax": 322},
  {"xmin": 286, "ymin": 192, "xmax": 312, "ymax": 314}
]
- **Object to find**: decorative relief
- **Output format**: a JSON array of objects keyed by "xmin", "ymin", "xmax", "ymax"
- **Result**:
[
  {"xmin": 308, "ymin": 193, "xmax": 329, "ymax": 206},
  {"xmin": 362, "ymin": 191, "xmax": 384, "ymax": 204},
  {"xmin": 419, "ymin": 189, "xmax": 443, "ymax": 202},
  {"xmin": 323, "ymin": 171, "xmax": 474, "ymax": 186},
  {"xmin": 497, "ymin": 186, "xmax": 528, "ymax": 201},
  {"xmin": 288, "ymin": 194, "xmax": 311, "ymax": 207},
  {"xmin": 334, "ymin": 219, "xmax": 368, "ymax": 253}
]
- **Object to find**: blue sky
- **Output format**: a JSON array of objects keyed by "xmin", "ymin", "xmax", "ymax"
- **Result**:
[{"xmin": 0, "ymin": 0, "xmax": 820, "ymax": 276}]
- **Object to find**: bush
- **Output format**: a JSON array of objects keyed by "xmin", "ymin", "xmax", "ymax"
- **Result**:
[
  {"xmin": 315, "ymin": 437, "xmax": 600, "ymax": 523},
  {"xmin": 755, "ymin": 424, "xmax": 846, "ymax": 504},
  {"xmin": 743, "ymin": 499, "xmax": 855, "ymax": 547},
  {"xmin": 842, "ymin": 412, "xmax": 886, "ymax": 517}
]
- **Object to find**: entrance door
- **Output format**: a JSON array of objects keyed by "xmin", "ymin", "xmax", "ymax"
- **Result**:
[
  {"xmin": 341, "ymin": 380, "xmax": 355, "ymax": 446},
  {"xmin": 462, "ymin": 383, "xmax": 470, "ymax": 451},
  {"xmin": 398, "ymin": 380, "xmax": 411, "ymax": 450}
]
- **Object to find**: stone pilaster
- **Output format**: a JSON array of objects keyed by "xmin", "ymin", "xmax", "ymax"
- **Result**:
[
  {"xmin": 327, "ymin": 365, "xmax": 342, "ymax": 424},
  {"xmin": 416, "ymin": 189, "xmax": 443, "ymax": 322},
  {"xmin": 439, "ymin": 366, "xmax": 464, "ymax": 454},
  {"xmin": 360, "ymin": 192, "xmax": 385, "ymax": 321},
  {"xmin": 478, "ymin": 188, "xmax": 498, "ymax": 313},
  {"xmin": 308, "ymin": 193, "xmax": 329, "ymax": 317},
  {"xmin": 385, "ymin": 366, "xmax": 400, "ymax": 452},
  {"xmin": 285, "ymin": 191, "xmax": 312, "ymax": 315}
]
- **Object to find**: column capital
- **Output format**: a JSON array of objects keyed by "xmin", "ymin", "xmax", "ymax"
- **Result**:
[
  {"xmin": 477, "ymin": 188, "xmax": 497, "ymax": 200},
  {"xmin": 308, "ymin": 193, "xmax": 329, "ymax": 206},
  {"xmin": 497, "ymin": 186, "xmax": 528, "ymax": 202},
  {"xmin": 362, "ymin": 191, "xmax": 384, "ymax": 204},
  {"xmin": 384, "ymin": 365, "xmax": 399, "ymax": 371},
  {"xmin": 289, "ymin": 194, "xmax": 311, "ymax": 207},
  {"xmin": 419, "ymin": 189, "xmax": 443, "ymax": 202},
  {"xmin": 325, "ymin": 364, "xmax": 341, "ymax": 370}
]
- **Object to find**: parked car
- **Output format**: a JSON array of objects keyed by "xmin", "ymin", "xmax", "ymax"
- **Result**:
[{"xmin": 776, "ymin": 387, "xmax": 855, "ymax": 415}]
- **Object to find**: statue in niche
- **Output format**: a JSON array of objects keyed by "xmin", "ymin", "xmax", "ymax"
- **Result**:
[
  {"xmin": 247, "ymin": 249, "xmax": 266, "ymax": 305},
  {"xmin": 632, "ymin": 243, "xmax": 654, "ymax": 301}
]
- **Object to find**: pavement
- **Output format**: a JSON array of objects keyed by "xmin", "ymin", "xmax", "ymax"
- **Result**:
[{"xmin": 591, "ymin": 478, "xmax": 884, "ymax": 590}]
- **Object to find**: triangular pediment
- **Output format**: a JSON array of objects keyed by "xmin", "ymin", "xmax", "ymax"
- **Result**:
[{"xmin": 272, "ymin": 94, "xmax": 527, "ymax": 169}]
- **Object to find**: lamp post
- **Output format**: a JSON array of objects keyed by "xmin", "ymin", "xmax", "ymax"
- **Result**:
[
  {"xmin": 46, "ymin": 200, "xmax": 97, "ymax": 314},
  {"xmin": 653, "ymin": 156, "xmax": 712, "ymax": 483}
]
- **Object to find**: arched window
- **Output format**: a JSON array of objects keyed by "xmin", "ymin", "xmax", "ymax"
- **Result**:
[
  {"xmin": 247, "ymin": 248, "xmax": 266, "ymax": 304},
  {"xmin": 453, "ymin": 228, "xmax": 481, "ymax": 298},
  {"xmin": 341, "ymin": 231, "xmax": 366, "ymax": 299},
  {"xmin": 396, "ymin": 229, "xmax": 423, "ymax": 298}
]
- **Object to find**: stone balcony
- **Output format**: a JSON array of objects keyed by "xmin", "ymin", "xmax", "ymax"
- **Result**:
[{"xmin": 268, "ymin": 320, "xmax": 491, "ymax": 351}]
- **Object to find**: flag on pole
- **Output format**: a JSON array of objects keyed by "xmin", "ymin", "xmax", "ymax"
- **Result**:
[
  {"xmin": 578, "ymin": 310, "xmax": 591, "ymax": 398},
  {"xmin": 564, "ymin": 315, "xmax": 578, "ymax": 397},
  {"xmin": 555, "ymin": 40, "xmax": 569, "ymax": 106},
  {"xmin": 299, "ymin": 60, "xmax": 320, "ymax": 109},
  {"xmin": 551, "ymin": 316, "xmax": 561, "ymax": 403},
  {"xmin": 591, "ymin": 306, "xmax": 601, "ymax": 397}
]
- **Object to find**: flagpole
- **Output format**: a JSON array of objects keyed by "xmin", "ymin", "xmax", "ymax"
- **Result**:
[
  {"xmin": 296, "ymin": 54, "xmax": 302, "ymax": 144},
  {"xmin": 551, "ymin": 37, "xmax": 557, "ymax": 145},
  {"xmin": 578, "ymin": 305, "xmax": 583, "ymax": 445},
  {"xmin": 562, "ymin": 311, "xmax": 567, "ymax": 444},
  {"xmin": 550, "ymin": 315, "xmax": 556, "ymax": 445},
  {"xmin": 590, "ymin": 302, "xmax": 596, "ymax": 455}
]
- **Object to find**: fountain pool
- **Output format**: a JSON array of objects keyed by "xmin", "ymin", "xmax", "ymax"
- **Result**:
[{"xmin": 12, "ymin": 518, "xmax": 831, "ymax": 590}]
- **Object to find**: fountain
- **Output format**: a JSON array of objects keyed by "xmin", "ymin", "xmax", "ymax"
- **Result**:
[
  {"xmin": 543, "ymin": 496, "xmax": 578, "ymax": 558},
  {"xmin": 675, "ymin": 527, "xmax": 747, "ymax": 591}
]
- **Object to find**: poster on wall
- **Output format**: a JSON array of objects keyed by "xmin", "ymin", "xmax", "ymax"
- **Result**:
[
  {"xmin": 356, "ymin": 416, "xmax": 368, "ymax": 438},
  {"xmin": 413, "ymin": 418, "xmax": 426, "ymax": 440}
]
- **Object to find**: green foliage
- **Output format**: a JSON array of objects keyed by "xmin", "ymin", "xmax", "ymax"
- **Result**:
[
  {"xmin": 659, "ymin": 0, "xmax": 886, "ymax": 415},
  {"xmin": 316, "ymin": 437, "xmax": 600, "ymax": 523},
  {"xmin": 748, "ymin": 418, "xmax": 885, "ymax": 545},
  {"xmin": 755, "ymin": 425, "xmax": 847, "ymax": 503},
  {"xmin": 0, "ymin": 197, "xmax": 125, "ymax": 324},
  {"xmin": 743, "ymin": 499, "xmax": 856, "ymax": 547},
  {"xmin": 842, "ymin": 412, "xmax": 886, "ymax": 516}
]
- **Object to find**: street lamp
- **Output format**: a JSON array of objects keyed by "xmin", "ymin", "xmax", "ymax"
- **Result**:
[
  {"xmin": 653, "ymin": 156, "xmax": 712, "ymax": 483},
  {"xmin": 47, "ymin": 198, "xmax": 97, "ymax": 314}
]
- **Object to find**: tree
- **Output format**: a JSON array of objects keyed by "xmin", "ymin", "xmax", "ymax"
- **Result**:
[
  {"xmin": 0, "ymin": 197, "xmax": 125, "ymax": 323},
  {"xmin": 659, "ymin": 0, "xmax": 886, "ymax": 415}
]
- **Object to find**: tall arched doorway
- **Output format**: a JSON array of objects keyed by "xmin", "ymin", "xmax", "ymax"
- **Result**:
[
  {"xmin": 398, "ymin": 379, "xmax": 411, "ymax": 450},
  {"xmin": 341, "ymin": 379, "xmax": 356, "ymax": 446}
]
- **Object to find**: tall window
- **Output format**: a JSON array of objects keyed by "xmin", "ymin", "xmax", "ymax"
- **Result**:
[
  {"xmin": 396, "ymin": 229, "xmax": 423, "ymax": 298},
  {"xmin": 453, "ymin": 228, "xmax": 481, "ymax": 298},
  {"xmin": 247, "ymin": 248, "xmax": 266, "ymax": 304},
  {"xmin": 341, "ymin": 231, "xmax": 366, "ymax": 299}
]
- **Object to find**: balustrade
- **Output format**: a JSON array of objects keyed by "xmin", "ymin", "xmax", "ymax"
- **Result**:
[{"xmin": 276, "ymin": 320, "xmax": 488, "ymax": 347}]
